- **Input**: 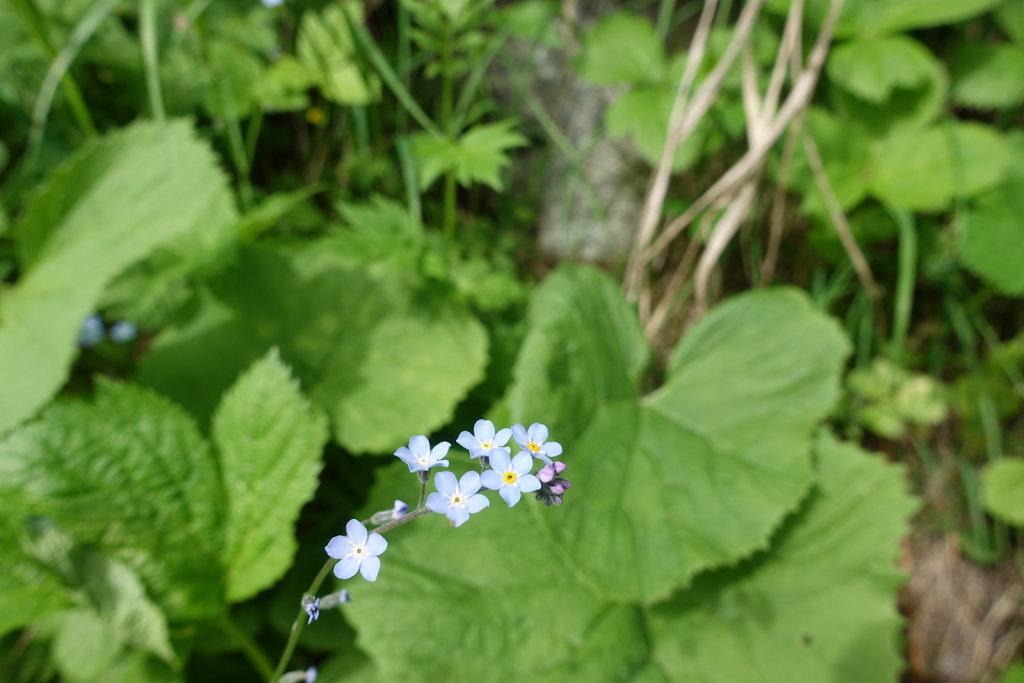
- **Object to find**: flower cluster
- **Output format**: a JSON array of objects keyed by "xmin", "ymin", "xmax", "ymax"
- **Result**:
[{"xmin": 319, "ymin": 419, "xmax": 571, "ymax": 593}]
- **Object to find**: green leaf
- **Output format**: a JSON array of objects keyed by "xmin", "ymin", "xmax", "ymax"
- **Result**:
[
  {"xmin": 203, "ymin": 39, "xmax": 263, "ymax": 120},
  {"xmin": 997, "ymin": 0, "xmax": 1024, "ymax": 43},
  {"xmin": 647, "ymin": 432, "xmax": 916, "ymax": 681},
  {"xmin": 75, "ymin": 551, "xmax": 175, "ymax": 663},
  {"xmin": 0, "ymin": 120, "xmax": 234, "ymax": 436},
  {"xmin": 776, "ymin": 107, "xmax": 870, "ymax": 218},
  {"xmin": 981, "ymin": 459, "xmax": 1024, "ymax": 526},
  {"xmin": 831, "ymin": 41, "xmax": 947, "ymax": 135},
  {"xmin": 253, "ymin": 55, "xmax": 315, "ymax": 112},
  {"xmin": 52, "ymin": 609, "xmax": 122, "ymax": 683},
  {"xmin": 575, "ymin": 12, "xmax": 665, "ymax": 86},
  {"xmin": 828, "ymin": 36, "xmax": 939, "ymax": 103},
  {"xmin": 411, "ymin": 120, "xmax": 527, "ymax": 191},
  {"xmin": 509, "ymin": 269, "xmax": 849, "ymax": 602},
  {"xmin": 504, "ymin": 264, "xmax": 649, "ymax": 445},
  {"xmin": 214, "ymin": 350, "xmax": 329, "ymax": 601},
  {"xmin": 869, "ymin": 122, "xmax": 1011, "ymax": 210},
  {"xmin": 953, "ymin": 44, "xmax": 1024, "ymax": 110},
  {"xmin": 777, "ymin": 0, "xmax": 1003, "ymax": 37},
  {"xmin": 139, "ymin": 243, "xmax": 488, "ymax": 453},
  {"xmin": 297, "ymin": 2, "xmax": 380, "ymax": 106},
  {"xmin": 344, "ymin": 463, "xmax": 652, "ymax": 683},
  {"xmin": 605, "ymin": 86, "xmax": 725, "ymax": 171},
  {"xmin": 0, "ymin": 381, "xmax": 225, "ymax": 619},
  {"xmin": 0, "ymin": 517, "xmax": 71, "ymax": 636}
]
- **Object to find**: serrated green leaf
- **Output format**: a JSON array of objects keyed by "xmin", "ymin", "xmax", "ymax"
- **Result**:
[
  {"xmin": 76, "ymin": 552, "xmax": 175, "ymax": 663},
  {"xmin": 869, "ymin": 122, "xmax": 1010, "ymax": 210},
  {"xmin": 828, "ymin": 36, "xmax": 939, "ymax": 103},
  {"xmin": 647, "ymin": 432, "xmax": 915, "ymax": 681},
  {"xmin": 0, "ymin": 517, "xmax": 71, "ymax": 636},
  {"xmin": 982, "ymin": 459, "xmax": 1024, "ymax": 526},
  {"xmin": 0, "ymin": 382, "xmax": 225, "ymax": 619},
  {"xmin": 139, "ymin": 243, "xmax": 488, "ymax": 453},
  {"xmin": 576, "ymin": 12, "xmax": 665, "ymax": 86},
  {"xmin": 214, "ymin": 350, "xmax": 329, "ymax": 601},
  {"xmin": 0, "ymin": 120, "xmax": 234, "ymax": 437},
  {"xmin": 953, "ymin": 44, "xmax": 1024, "ymax": 110},
  {"xmin": 297, "ymin": 2, "xmax": 380, "ymax": 106},
  {"xmin": 411, "ymin": 120, "xmax": 526, "ymax": 190}
]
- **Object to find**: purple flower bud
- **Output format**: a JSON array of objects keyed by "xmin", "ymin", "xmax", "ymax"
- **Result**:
[
  {"xmin": 552, "ymin": 461, "xmax": 567, "ymax": 475},
  {"xmin": 538, "ymin": 465, "xmax": 555, "ymax": 483},
  {"xmin": 550, "ymin": 483, "xmax": 565, "ymax": 495},
  {"xmin": 303, "ymin": 596, "xmax": 320, "ymax": 624}
]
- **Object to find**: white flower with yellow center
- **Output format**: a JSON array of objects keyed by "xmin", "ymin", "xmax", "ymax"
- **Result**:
[
  {"xmin": 481, "ymin": 451, "xmax": 542, "ymax": 506},
  {"xmin": 325, "ymin": 519, "xmax": 388, "ymax": 581},
  {"xmin": 426, "ymin": 471, "xmax": 490, "ymax": 527},
  {"xmin": 457, "ymin": 419, "xmax": 512, "ymax": 459},
  {"xmin": 511, "ymin": 422, "xmax": 563, "ymax": 466}
]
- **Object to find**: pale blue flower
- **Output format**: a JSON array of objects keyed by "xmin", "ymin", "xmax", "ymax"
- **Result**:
[
  {"xmin": 305, "ymin": 667, "xmax": 317, "ymax": 683},
  {"xmin": 77, "ymin": 314, "xmax": 105, "ymax": 347},
  {"xmin": 426, "ymin": 471, "xmax": 489, "ymax": 527},
  {"xmin": 262, "ymin": 0, "xmax": 285, "ymax": 7},
  {"xmin": 325, "ymin": 519, "xmax": 387, "ymax": 581},
  {"xmin": 394, "ymin": 435, "xmax": 450, "ymax": 473},
  {"xmin": 511, "ymin": 423, "xmax": 563, "ymax": 465},
  {"xmin": 108, "ymin": 320, "xmax": 137, "ymax": 343},
  {"xmin": 457, "ymin": 419, "xmax": 512, "ymax": 459},
  {"xmin": 481, "ymin": 451, "xmax": 541, "ymax": 506}
]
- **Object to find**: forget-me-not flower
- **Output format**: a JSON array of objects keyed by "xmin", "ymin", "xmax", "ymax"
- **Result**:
[
  {"xmin": 303, "ymin": 596, "xmax": 320, "ymax": 624},
  {"xmin": 457, "ymin": 419, "xmax": 512, "ymax": 459},
  {"xmin": 78, "ymin": 314, "xmax": 105, "ymax": 347},
  {"xmin": 395, "ymin": 435, "xmax": 451, "ymax": 473},
  {"xmin": 108, "ymin": 320, "xmax": 138, "ymax": 343},
  {"xmin": 426, "ymin": 471, "xmax": 489, "ymax": 527},
  {"xmin": 512, "ymin": 423, "xmax": 563, "ymax": 466},
  {"xmin": 325, "ymin": 519, "xmax": 388, "ymax": 581},
  {"xmin": 481, "ymin": 451, "xmax": 541, "ymax": 507}
]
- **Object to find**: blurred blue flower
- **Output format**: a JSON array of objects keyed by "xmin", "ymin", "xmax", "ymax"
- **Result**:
[
  {"xmin": 457, "ymin": 418, "xmax": 512, "ymax": 459},
  {"xmin": 426, "ymin": 471, "xmax": 489, "ymax": 527},
  {"xmin": 481, "ymin": 451, "xmax": 541, "ymax": 507},
  {"xmin": 305, "ymin": 667, "xmax": 317, "ymax": 683},
  {"xmin": 108, "ymin": 320, "xmax": 138, "ymax": 343},
  {"xmin": 77, "ymin": 314, "xmax": 105, "ymax": 347},
  {"xmin": 325, "ymin": 519, "xmax": 388, "ymax": 582},
  {"xmin": 261, "ymin": 0, "xmax": 285, "ymax": 7},
  {"xmin": 395, "ymin": 435, "xmax": 450, "ymax": 473},
  {"xmin": 511, "ymin": 423, "xmax": 562, "ymax": 466},
  {"xmin": 392, "ymin": 499, "xmax": 409, "ymax": 517}
]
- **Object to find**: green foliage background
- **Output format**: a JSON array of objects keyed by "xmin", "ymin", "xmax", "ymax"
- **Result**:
[{"xmin": 0, "ymin": 0, "xmax": 1021, "ymax": 681}]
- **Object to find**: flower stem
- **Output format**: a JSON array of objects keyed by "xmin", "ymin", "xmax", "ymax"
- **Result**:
[
  {"xmin": 218, "ymin": 614, "xmax": 274, "ymax": 682},
  {"xmin": 270, "ymin": 507, "xmax": 434, "ymax": 679}
]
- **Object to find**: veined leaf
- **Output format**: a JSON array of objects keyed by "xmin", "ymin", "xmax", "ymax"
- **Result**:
[
  {"xmin": 0, "ymin": 120, "xmax": 234, "ymax": 436},
  {"xmin": 0, "ymin": 381, "xmax": 225, "ymax": 619},
  {"xmin": 647, "ymin": 433, "xmax": 916, "ymax": 682},
  {"xmin": 0, "ymin": 516, "xmax": 71, "ymax": 636},
  {"xmin": 214, "ymin": 350, "xmax": 329, "ymax": 601}
]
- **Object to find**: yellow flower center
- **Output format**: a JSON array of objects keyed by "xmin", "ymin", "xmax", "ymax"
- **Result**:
[
  {"xmin": 527, "ymin": 442, "xmax": 541, "ymax": 453},
  {"xmin": 451, "ymin": 493, "xmax": 464, "ymax": 506},
  {"xmin": 503, "ymin": 471, "xmax": 518, "ymax": 485},
  {"xmin": 481, "ymin": 441, "xmax": 492, "ymax": 450}
]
